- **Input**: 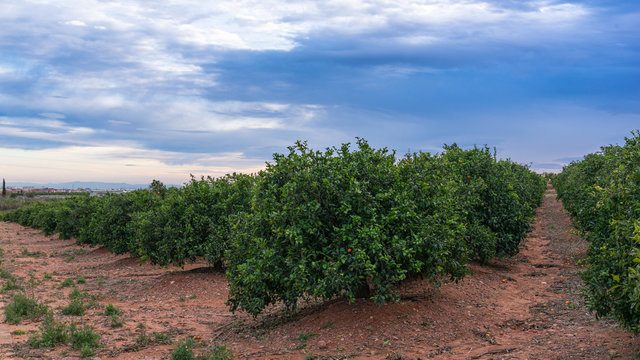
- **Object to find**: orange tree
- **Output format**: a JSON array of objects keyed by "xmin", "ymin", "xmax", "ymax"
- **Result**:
[
  {"xmin": 130, "ymin": 173, "xmax": 254, "ymax": 267},
  {"xmin": 226, "ymin": 139, "xmax": 470, "ymax": 317},
  {"xmin": 554, "ymin": 131, "xmax": 640, "ymax": 332}
]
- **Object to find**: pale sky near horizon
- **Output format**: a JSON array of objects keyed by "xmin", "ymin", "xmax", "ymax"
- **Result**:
[{"xmin": 1, "ymin": 0, "xmax": 639, "ymax": 185}]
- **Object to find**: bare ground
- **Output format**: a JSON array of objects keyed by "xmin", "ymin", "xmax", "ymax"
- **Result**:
[{"xmin": 0, "ymin": 185, "xmax": 638, "ymax": 359}]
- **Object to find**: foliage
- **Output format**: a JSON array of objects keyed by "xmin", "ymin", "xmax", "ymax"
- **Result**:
[
  {"xmin": 130, "ymin": 174, "xmax": 254, "ymax": 267},
  {"xmin": 553, "ymin": 130, "xmax": 640, "ymax": 332},
  {"xmin": 226, "ymin": 140, "xmax": 544, "ymax": 316},
  {"xmin": 4, "ymin": 294, "xmax": 49, "ymax": 324},
  {"xmin": 28, "ymin": 313, "xmax": 70, "ymax": 348},
  {"xmin": 1, "ymin": 138, "xmax": 544, "ymax": 318},
  {"xmin": 103, "ymin": 303, "xmax": 121, "ymax": 316},
  {"xmin": 171, "ymin": 337, "xmax": 234, "ymax": 360},
  {"xmin": 70, "ymin": 323, "xmax": 101, "ymax": 351},
  {"xmin": 61, "ymin": 299, "xmax": 86, "ymax": 316}
]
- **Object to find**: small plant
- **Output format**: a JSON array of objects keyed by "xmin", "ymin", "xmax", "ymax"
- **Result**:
[
  {"xmin": 11, "ymin": 329, "xmax": 26, "ymax": 335},
  {"xmin": 1, "ymin": 278, "xmax": 22, "ymax": 293},
  {"xmin": 60, "ymin": 278, "xmax": 74, "ymax": 288},
  {"xmin": 151, "ymin": 332, "xmax": 169, "ymax": 342},
  {"xmin": 61, "ymin": 299, "xmax": 86, "ymax": 316},
  {"xmin": 136, "ymin": 331, "xmax": 151, "ymax": 346},
  {"xmin": 0, "ymin": 268, "xmax": 13, "ymax": 279},
  {"xmin": 171, "ymin": 337, "xmax": 234, "ymax": 360},
  {"xmin": 103, "ymin": 303, "xmax": 121, "ymax": 316},
  {"xmin": 21, "ymin": 249, "xmax": 46, "ymax": 257},
  {"xmin": 29, "ymin": 313, "xmax": 69, "ymax": 348},
  {"xmin": 43, "ymin": 272, "xmax": 52, "ymax": 280},
  {"xmin": 110, "ymin": 315, "xmax": 123, "ymax": 328},
  {"xmin": 80, "ymin": 343, "xmax": 95, "ymax": 358},
  {"xmin": 69, "ymin": 287, "xmax": 94, "ymax": 300},
  {"xmin": 70, "ymin": 323, "xmax": 100, "ymax": 352},
  {"xmin": 4, "ymin": 294, "xmax": 49, "ymax": 324},
  {"xmin": 76, "ymin": 278, "xmax": 86, "ymax": 284},
  {"xmin": 295, "ymin": 332, "xmax": 316, "ymax": 350}
]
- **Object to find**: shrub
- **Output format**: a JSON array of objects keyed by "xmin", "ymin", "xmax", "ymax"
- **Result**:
[
  {"xmin": 171, "ymin": 337, "xmax": 234, "ymax": 360},
  {"xmin": 70, "ymin": 323, "xmax": 100, "ymax": 350},
  {"xmin": 61, "ymin": 299, "xmax": 86, "ymax": 316},
  {"xmin": 4, "ymin": 294, "xmax": 48, "ymax": 324},
  {"xmin": 103, "ymin": 303, "xmax": 121, "ymax": 316},
  {"xmin": 131, "ymin": 174, "xmax": 254, "ymax": 267},
  {"xmin": 553, "ymin": 130, "xmax": 640, "ymax": 332},
  {"xmin": 60, "ymin": 278, "xmax": 74, "ymax": 288},
  {"xmin": 79, "ymin": 190, "xmax": 160, "ymax": 254},
  {"xmin": 29, "ymin": 313, "xmax": 69, "ymax": 348},
  {"xmin": 226, "ymin": 140, "xmax": 470, "ymax": 316}
]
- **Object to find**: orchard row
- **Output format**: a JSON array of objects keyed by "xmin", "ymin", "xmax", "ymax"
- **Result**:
[
  {"xmin": 2, "ymin": 139, "xmax": 545, "ymax": 316},
  {"xmin": 552, "ymin": 131, "xmax": 640, "ymax": 333}
]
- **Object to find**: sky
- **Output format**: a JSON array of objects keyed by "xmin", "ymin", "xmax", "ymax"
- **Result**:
[{"xmin": 1, "ymin": 0, "xmax": 639, "ymax": 185}]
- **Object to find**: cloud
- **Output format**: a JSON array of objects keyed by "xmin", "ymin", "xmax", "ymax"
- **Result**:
[
  {"xmin": 64, "ymin": 20, "xmax": 87, "ymax": 27},
  {"xmin": 0, "ymin": 144, "xmax": 267, "ymax": 184},
  {"xmin": 0, "ymin": 0, "xmax": 638, "ymax": 183}
]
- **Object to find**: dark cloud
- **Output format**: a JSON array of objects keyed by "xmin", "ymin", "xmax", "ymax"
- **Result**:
[{"xmin": 0, "ymin": 0, "xmax": 639, "ymax": 182}]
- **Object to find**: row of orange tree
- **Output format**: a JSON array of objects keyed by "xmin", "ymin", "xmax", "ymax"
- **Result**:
[
  {"xmin": 2, "ymin": 139, "xmax": 545, "ymax": 316},
  {"xmin": 553, "ymin": 131, "xmax": 640, "ymax": 333}
]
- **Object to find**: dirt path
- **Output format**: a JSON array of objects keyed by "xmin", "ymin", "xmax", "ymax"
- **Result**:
[{"xmin": 0, "ymin": 185, "xmax": 638, "ymax": 359}]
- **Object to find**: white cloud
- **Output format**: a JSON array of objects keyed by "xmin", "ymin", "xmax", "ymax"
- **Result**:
[
  {"xmin": 0, "ymin": 144, "xmax": 266, "ymax": 184},
  {"xmin": 143, "ymin": 99, "xmax": 323, "ymax": 132},
  {"xmin": 0, "ymin": 116, "xmax": 96, "ymax": 144},
  {"xmin": 64, "ymin": 20, "xmax": 87, "ymax": 27}
]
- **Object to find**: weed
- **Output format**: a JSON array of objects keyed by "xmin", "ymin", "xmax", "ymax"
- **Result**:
[
  {"xmin": 110, "ymin": 315, "xmax": 123, "ymax": 328},
  {"xmin": 80, "ymin": 343, "xmax": 95, "ymax": 358},
  {"xmin": 43, "ymin": 272, "xmax": 52, "ymax": 280},
  {"xmin": 29, "ymin": 313, "xmax": 69, "ymax": 348},
  {"xmin": 151, "ymin": 331, "xmax": 171, "ymax": 344},
  {"xmin": 76, "ymin": 278, "xmax": 86, "ymax": 284},
  {"xmin": 70, "ymin": 323, "xmax": 100, "ymax": 351},
  {"xmin": 69, "ymin": 287, "xmax": 96, "ymax": 300},
  {"xmin": 136, "ymin": 331, "xmax": 151, "ymax": 346},
  {"xmin": 4, "ymin": 294, "xmax": 48, "ymax": 324},
  {"xmin": 188, "ymin": 294, "xmax": 197, "ymax": 300},
  {"xmin": 60, "ymin": 278, "xmax": 74, "ymax": 288},
  {"xmin": 61, "ymin": 299, "xmax": 86, "ymax": 316},
  {"xmin": 11, "ymin": 329, "xmax": 27, "ymax": 335},
  {"xmin": 295, "ymin": 332, "xmax": 316, "ymax": 350},
  {"xmin": 171, "ymin": 337, "xmax": 234, "ymax": 360},
  {"xmin": 103, "ymin": 303, "xmax": 121, "ymax": 316},
  {"xmin": 21, "ymin": 249, "xmax": 46, "ymax": 258},
  {"xmin": 1, "ymin": 278, "xmax": 22, "ymax": 293},
  {"xmin": 0, "ymin": 268, "xmax": 14, "ymax": 280}
]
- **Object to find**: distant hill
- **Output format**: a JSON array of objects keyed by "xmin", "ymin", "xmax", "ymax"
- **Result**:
[{"xmin": 8, "ymin": 181, "xmax": 153, "ymax": 190}]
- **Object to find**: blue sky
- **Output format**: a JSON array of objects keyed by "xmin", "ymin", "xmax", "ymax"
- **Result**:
[{"xmin": 1, "ymin": 0, "xmax": 639, "ymax": 184}]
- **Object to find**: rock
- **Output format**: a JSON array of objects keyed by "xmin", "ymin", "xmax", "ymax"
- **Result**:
[{"xmin": 318, "ymin": 340, "xmax": 327, "ymax": 349}]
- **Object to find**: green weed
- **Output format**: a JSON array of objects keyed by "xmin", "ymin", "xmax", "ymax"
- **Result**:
[
  {"xmin": 28, "ymin": 313, "xmax": 70, "ymax": 348},
  {"xmin": 61, "ymin": 299, "xmax": 86, "ymax": 316},
  {"xmin": 171, "ymin": 337, "xmax": 234, "ymax": 360},
  {"xmin": 4, "ymin": 294, "xmax": 49, "ymax": 324},
  {"xmin": 60, "ymin": 278, "xmax": 74, "ymax": 288}
]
